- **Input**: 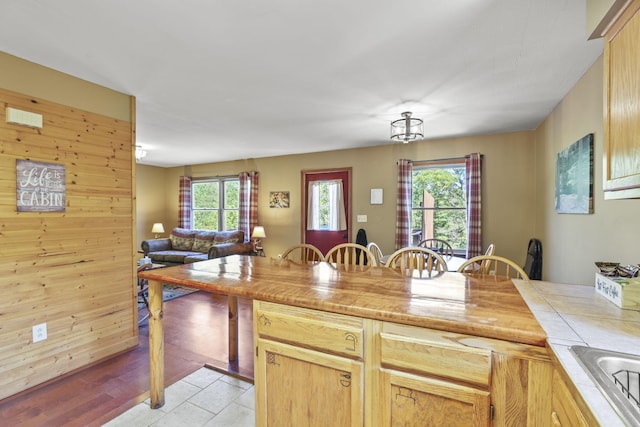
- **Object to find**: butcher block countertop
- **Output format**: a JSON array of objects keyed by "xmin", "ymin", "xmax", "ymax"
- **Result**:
[{"xmin": 139, "ymin": 255, "xmax": 547, "ymax": 347}]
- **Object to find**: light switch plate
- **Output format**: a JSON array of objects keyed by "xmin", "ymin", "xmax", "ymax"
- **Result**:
[
  {"xmin": 370, "ymin": 188, "xmax": 383, "ymax": 204},
  {"xmin": 357, "ymin": 215, "xmax": 367, "ymax": 222}
]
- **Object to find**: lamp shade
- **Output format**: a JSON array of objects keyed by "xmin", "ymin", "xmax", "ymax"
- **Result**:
[
  {"xmin": 251, "ymin": 226, "xmax": 266, "ymax": 239},
  {"xmin": 151, "ymin": 223, "xmax": 165, "ymax": 234}
]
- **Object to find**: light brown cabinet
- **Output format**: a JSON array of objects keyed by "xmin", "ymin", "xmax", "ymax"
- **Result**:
[
  {"xmin": 603, "ymin": 0, "xmax": 640, "ymax": 199},
  {"xmin": 379, "ymin": 324, "xmax": 492, "ymax": 426},
  {"xmin": 253, "ymin": 301, "xmax": 365, "ymax": 427},
  {"xmin": 256, "ymin": 339, "xmax": 364, "ymax": 426},
  {"xmin": 253, "ymin": 301, "xmax": 553, "ymax": 426},
  {"xmin": 380, "ymin": 369, "xmax": 490, "ymax": 426},
  {"xmin": 551, "ymin": 369, "xmax": 594, "ymax": 427}
]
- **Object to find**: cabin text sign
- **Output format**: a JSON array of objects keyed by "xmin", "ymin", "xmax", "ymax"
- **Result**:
[{"xmin": 16, "ymin": 160, "xmax": 66, "ymax": 212}]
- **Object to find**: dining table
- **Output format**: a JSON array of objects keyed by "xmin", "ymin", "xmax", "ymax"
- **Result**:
[{"xmin": 137, "ymin": 254, "xmax": 545, "ymax": 409}]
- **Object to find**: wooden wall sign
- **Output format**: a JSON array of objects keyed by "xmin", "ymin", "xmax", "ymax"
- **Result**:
[{"xmin": 16, "ymin": 159, "xmax": 66, "ymax": 212}]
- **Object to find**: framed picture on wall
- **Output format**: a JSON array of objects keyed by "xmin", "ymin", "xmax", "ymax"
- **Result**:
[
  {"xmin": 555, "ymin": 133, "xmax": 594, "ymax": 214},
  {"xmin": 269, "ymin": 191, "xmax": 290, "ymax": 208}
]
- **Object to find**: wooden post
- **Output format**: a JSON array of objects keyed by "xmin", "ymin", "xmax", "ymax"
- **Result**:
[
  {"xmin": 228, "ymin": 295, "xmax": 238, "ymax": 362},
  {"xmin": 148, "ymin": 279, "xmax": 165, "ymax": 408}
]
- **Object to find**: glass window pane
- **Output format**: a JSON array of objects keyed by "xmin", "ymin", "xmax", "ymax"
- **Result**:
[
  {"xmin": 433, "ymin": 209, "xmax": 467, "ymax": 249},
  {"xmin": 223, "ymin": 209, "xmax": 239, "ymax": 231},
  {"xmin": 194, "ymin": 210, "xmax": 218, "ymax": 230},
  {"xmin": 411, "ymin": 209, "xmax": 424, "ymax": 245},
  {"xmin": 412, "ymin": 167, "xmax": 466, "ymax": 208},
  {"xmin": 193, "ymin": 182, "xmax": 219, "ymax": 209},
  {"xmin": 224, "ymin": 180, "xmax": 239, "ymax": 209}
]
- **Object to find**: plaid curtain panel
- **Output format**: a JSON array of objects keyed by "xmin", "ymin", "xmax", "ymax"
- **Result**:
[
  {"xmin": 465, "ymin": 153, "xmax": 482, "ymax": 258},
  {"xmin": 178, "ymin": 176, "xmax": 192, "ymax": 229},
  {"xmin": 239, "ymin": 171, "xmax": 259, "ymax": 239},
  {"xmin": 395, "ymin": 159, "xmax": 412, "ymax": 250}
]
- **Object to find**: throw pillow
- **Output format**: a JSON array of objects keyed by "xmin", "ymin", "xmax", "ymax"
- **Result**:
[
  {"xmin": 192, "ymin": 231, "xmax": 216, "ymax": 253},
  {"xmin": 170, "ymin": 228, "xmax": 195, "ymax": 251}
]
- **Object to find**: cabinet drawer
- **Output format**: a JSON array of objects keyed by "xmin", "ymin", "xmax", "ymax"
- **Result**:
[
  {"xmin": 380, "ymin": 324, "xmax": 491, "ymax": 387},
  {"xmin": 254, "ymin": 301, "xmax": 364, "ymax": 359}
]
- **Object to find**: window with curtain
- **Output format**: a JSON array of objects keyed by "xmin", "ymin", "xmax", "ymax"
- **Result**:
[
  {"xmin": 396, "ymin": 154, "xmax": 482, "ymax": 257},
  {"xmin": 412, "ymin": 159, "xmax": 467, "ymax": 251},
  {"xmin": 307, "ymin": 180, "xmax": 347, "ymax": 231},
  {"xmin": 191, "ymin": 177, "xmax": 239, "ymax": 231}
]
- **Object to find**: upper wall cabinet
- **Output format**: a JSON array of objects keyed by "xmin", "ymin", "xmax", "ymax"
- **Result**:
[{"xmin": 603, "ymin": 0, "xmax": 640, "ymax": 199}]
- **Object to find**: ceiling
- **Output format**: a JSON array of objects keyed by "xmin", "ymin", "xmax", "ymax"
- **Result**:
[{"xmin": 0, "ymin": 1, "xmax": 603, "ymax": 168}]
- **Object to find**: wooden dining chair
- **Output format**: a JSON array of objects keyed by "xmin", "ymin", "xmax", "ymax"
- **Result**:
[
  {"xmin": 480, "ymin": 243, "xmax": 495, "ymax": 273},
  {"xmin": 366, "ymin": 242, "xmax": 384, "ymax": 266},
  {"xmin": 281, "ymin": 243, "xmax": 324, "ymax": 262},
  {"xmin": 324, "ymin": 243, "xmax": 377, "ymax": 266},
  {"xmin": 416, "ymin": 238, "xmax": 454, "ymax": 260},
  {"xmin": 384, "ymin": 247, "xmax": 447, "ymax": 278},
  {"xmin": 457, "ymin": 255, "xmax": 529, "ymax": 280}
]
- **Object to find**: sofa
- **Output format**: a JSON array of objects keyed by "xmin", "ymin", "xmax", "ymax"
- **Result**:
[{"xmin": 141, "ymin": 228, "xmax": 254, "ymax": 265}]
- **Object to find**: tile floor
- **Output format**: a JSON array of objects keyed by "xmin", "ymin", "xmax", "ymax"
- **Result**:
[{"xmin": 103, "ymin": 367, "xmax": 255, "ymax": 427}]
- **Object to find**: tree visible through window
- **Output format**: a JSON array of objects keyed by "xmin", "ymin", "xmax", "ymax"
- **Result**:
[
  {"xmin": 192, "ymin": 178, "xmax": 239, "ymax": 230},
  {"xmin": 412, "ymin": 162, "xmax": 467, "ymax": 251}
]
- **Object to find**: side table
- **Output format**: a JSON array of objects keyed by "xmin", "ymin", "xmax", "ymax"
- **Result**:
[{"xmin": 250, "ymin": 248, "xmax": 265, "ymax": 257}]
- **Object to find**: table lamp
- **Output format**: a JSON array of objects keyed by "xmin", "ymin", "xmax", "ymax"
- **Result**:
[
  {"xmin": 251, "ymin": 226, "xmax": 266, "ymax": 251},
  {"xmin": 151, "ymin": 223, "xmax": 165, "ymax": 239}
]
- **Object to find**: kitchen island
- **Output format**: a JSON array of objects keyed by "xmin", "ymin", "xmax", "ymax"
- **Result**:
[{"xmin": 139, "ymin": 255, "xmax": 551, "ymax": 425}]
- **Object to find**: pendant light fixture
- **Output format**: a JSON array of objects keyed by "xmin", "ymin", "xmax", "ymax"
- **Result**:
[{"xmin": 390, "ymin": 111, "xmax": 423, "ymax": 143}]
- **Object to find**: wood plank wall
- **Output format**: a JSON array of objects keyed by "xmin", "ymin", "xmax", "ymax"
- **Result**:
[{"xmin": 0, "ymin": 88, "xmax": 136, "ymax": 400}]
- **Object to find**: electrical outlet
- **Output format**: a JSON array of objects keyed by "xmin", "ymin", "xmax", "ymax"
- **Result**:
[{"xmin": 32, "ymin": 323, "xmax": 47, "ymax": 343}]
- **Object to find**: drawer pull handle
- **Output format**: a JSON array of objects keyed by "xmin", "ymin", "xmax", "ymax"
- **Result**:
[
  {"xmin": 340, "ymin": 373, "xmax": 351, "ymax": 387},
  {"xmin": 344, "ymin": 333, "xmax": 357, "ymax": 351},
  {"xmin": 258, "ymin": 314, "xmax": 272, "ymax": 326},
  {"xmin": 395, "ymin": 387, "xmax": 416, "ymax": 405}
]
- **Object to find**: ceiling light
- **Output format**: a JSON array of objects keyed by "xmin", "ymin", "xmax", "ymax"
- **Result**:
[
  {"xmin": 135, "ymin": 145, "xmax": 147, "ymax": 161},
  {"xmin": 390, "ymin": 111, "xmax": 423, "ymax": 143}
]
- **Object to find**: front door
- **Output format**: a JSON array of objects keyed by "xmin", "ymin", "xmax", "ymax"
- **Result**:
[{"xmin": 302, "ymin": 168, "xmax": 351, "ymax": 255}]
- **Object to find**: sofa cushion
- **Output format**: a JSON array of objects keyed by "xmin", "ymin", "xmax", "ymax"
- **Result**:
[
  {"xmin": 148, "ymin": 250, "xmax": 202, "ymax": 264},
  {"xmin": 170, "ymin": 228, "xmax": 196, "ymax": 251},
  {"xmin": 192, "ymin": 230, "xmax": 217, "ymax": 253}
]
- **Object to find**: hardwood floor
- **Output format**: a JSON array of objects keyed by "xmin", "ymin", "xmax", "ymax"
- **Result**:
[{"xmin": 0, "ymin": 292, "xmax": 254, "ymax": 427}]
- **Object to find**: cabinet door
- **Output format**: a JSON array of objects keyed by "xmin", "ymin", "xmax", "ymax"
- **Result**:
[
  {"xmin": 551, "ymin": 370, "xmax": 590, "ymax": 427},
  {"xmin": 603, "ymin": 1, "xmax": 640, "ymax": 199},
  {"xmin": 255, "ymin": 338, "xmax": 363, "ymax": 427},
  {"xmin": 380, "ymin": 369, "xmax": 491, "ymax": 427}
]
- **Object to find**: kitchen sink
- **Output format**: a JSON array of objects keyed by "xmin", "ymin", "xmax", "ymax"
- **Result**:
[{"xmin": 570, "ymin": 345, "xmax": 640, "ymax": 426}]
